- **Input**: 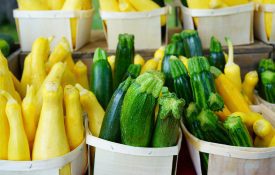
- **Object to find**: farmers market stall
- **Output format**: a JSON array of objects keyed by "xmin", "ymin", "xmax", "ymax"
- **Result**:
[{"xmin": 1, "ymin": 0, "xmax": 275, "ymax": 175}]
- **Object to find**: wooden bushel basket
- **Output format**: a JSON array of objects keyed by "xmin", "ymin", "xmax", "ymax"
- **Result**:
[
  {"xmin": 13, "ymin": 9, "xmax": 93, "ymax": 51},
  {"xmin": 100, "ymin": 7, "xmax": 168, "ymax": 51},
  {"xmin": 181, "ymin": 104, "xmax": 275, "ymax": 175},
  {"xmin": 86, "ymin": 127, "xmax": 182, "ymax": 175},
  {"xmin": 254, "ymin": 4, "xmax": 275, "ymax": 44},
  {"xmin": 180, "ymin": 3, "xmax": 254, "ymax": 48}
]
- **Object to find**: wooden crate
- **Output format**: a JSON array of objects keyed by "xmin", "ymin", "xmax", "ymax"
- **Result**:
[{"xmin": 181, "ymin": 104, "xmax": 275, "ymax": 175}]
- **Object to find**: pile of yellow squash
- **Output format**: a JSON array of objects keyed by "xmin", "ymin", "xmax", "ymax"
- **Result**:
[
  {"xmin": 0, "ymin": 37, "xmax": 104, "ymax": 175},
  {"xmin": 99, "ymin": 0, "xmax": 166, "ymax": 26}
]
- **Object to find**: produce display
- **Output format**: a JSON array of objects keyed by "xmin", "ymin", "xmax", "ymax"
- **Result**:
[{"xmin": 3, "ymin": 0, "xmax": 275, "ymax": 174}]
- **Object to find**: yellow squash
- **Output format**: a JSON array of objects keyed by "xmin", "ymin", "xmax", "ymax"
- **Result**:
[
  {"xmin": 0, "ymin": 91, "xmax": 30, "ymax": 161},
  {"xmin": 17, "ymin": 0, "xmax": 49, "ymax": 10},
  {"xmin": 215, "ymin": 105, "xmax": 231, "ymax": 121},
  {"xmin": 31, "ymin": 37, "xmax": 50, "ymax": 92},
  {"xmin": 128, "ymin": 0, "xmax": 166, "ymax": 26},
  {"xmin": 64, "ymin": 85, "xmax": 85, "ymax": 150},
  {"xmin": 82, "ymin": 0, "xmax": 92, "ymax": 10},
  {"xmin": 47, "ymin": 0, "xmax": 65, "ymax": 10},
  {"xmin": 46, "ymin": 37, "xmax": 71, "ymax": 72},
  {"xmin": 61, "ymin": 66, "xmax": 77, "ymax": 87},
  {"xmin": 119, "ymin": 0, "xmax": 136, "ymax": 12},
  {"xmin": 36, "ymin": 62, "xmax": 66, "ymax": 113},
  {"xmin": 141, "ymin": 57, "xmax": 160, "ymax": 74},
  {"xmin": 107, "ymin": 55, "xmax": 115, "ymax": 76},
  {"xmin": 242, "ymin": 71, "xmax": 259, "ymax": 104},
  {"xmin": 0, "ymin": 96, "xmax": 8, "ymax": 160},
  {"xmin": 213, "ymin": 69, "xmax": 251, "ymax": 113},
  {"xmin": 74, "ymin": 61, "xmax": 89, "ymax": 89},
  {"xmin": 209, "ymin": 0, "xmax": 228, "ymax": 8},
  {"xmin": 65, "ymin": 54, "xmax": 75, "ymax": 72},
  {"xmin": 22, "ymin": 85, "xmax": 39, "ymax": 149},
  {"xmin": 10, "ymin": 71, "xmax": 25, "ymax": 98},
  {"xmin": 222, "ymin": 0, "xmax": 249, "ymax": 6},
  {"xmin": 76, "ymin": 84, "xmax": 105, "ymax": 137},
  {"xmin": 224, "ymin": 38, "xmax": 242, "ymax": 92},
  {"xmin": 179, "ymin": 56, "xmax": 189, "ymax": 71},
  {"xmin": 155, "ymin": 47, "xmax": 165, "ymax": 71},
  {"xmin": 263, "ymin": 0, "xmax": 275, "ymax": 39},
  {"xmin": 21, "ymin": 54, "xmax": 32, "ymax": 95},
  {"xmin": 134, "ymin": 54, "xmax": 145, "ymax": 66},
  {"xmin": 0, "ymin": 52, "xmax": 21, "ymax": 103},
  {"xmin": 254, "ymin": 118, "xmax": 274, "ymax": 147},
  {"xmin": 32, "ymin": 82, "xmax": 71, "ymax": 174},
  {"xmin": 99, "ymin": 0, "xmax": 120, "ymax": 11}
]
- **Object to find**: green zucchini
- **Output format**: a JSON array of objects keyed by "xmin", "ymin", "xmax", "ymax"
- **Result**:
[
  {"xmin": 181, "ymin": 30, "xmax": 203, "ymax": 58},
  {"xmin": 0, "ymin": 39, "xmax": 10, "ymax": 57},
  {"xmin": 123, "ymin": 64, "xmax": 141, "ymax": 80},
  {"xmin": 169, "ymin": 56, "xmax": 193, "ymax": 105},
  {"xmin": 185, "ymin": 103, "xmax": 208, "ymax": 175},
  {"xmin": 152, "ymin": 87, "xmax": 184, "ymax": 147},
  {"xmin": 188, "ymin": 57, "xmax": 224, "ymax": 111},
  {"xmin": 162, "ymin": 43, "xmax": 183, "ymax": 91},
  {"xmin": 224, "ymin": 115, "xmax": 253, "ymax": 147},
  {"xmin": 99, "ymin": 77, "xmax": 133, "ymax": 142},
  {"xmin": 258, "ymin": 58, "xmax": 275, "ymax": 75},
  {"xmin": 181, "ymin": 0, "xmax": 188, "ymax": 6},
  {"xmin": 197, "ymin": 109, "xmax": 231, "ymax": 145},
  {"xmin": 171, "ymin": 33, "xmax": 185, "ymax": 56},
  {"xmin": 120, "ymin": 71, "xmax": 164, "ymax": 147},
  {"xmin": 91, "ymin": 48, "xmax": 113, "ymax": 109},
  {"xmin": 152, "ymin": 0, "xmax": 165, "ymax": 7},
  {"xmin": 260, "ymin": 71, "xmax": 275, "ymax": 103},
  {"xmin": 0, "ymin": 33, "xmax": 14, "ymax": 49},
  {"xmin": 208, "ymin": 36, "xmax": 225, "ymax": 71},
  {"xmin": 114, "ymin": 34, "xmax": 135, "ymax": 90}
]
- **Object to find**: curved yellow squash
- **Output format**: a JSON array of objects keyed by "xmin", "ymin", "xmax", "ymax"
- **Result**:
[
  {"xmin": 74, "ymin": 61, "xmax": 89, "ymax": 89},
  {"xmin": 0, "ymin": 96, "xmax": 8, "ymax": 160},
  {"xmin": 64, "ymin": 85, "xmax": 85, "ymax": 150}
]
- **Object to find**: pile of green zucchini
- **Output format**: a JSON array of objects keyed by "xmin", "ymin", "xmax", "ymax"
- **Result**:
[{"xmin": 92, "ymin": 31, "xmax": 253, "ymax": 174}]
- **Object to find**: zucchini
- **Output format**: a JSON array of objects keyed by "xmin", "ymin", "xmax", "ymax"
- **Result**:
[
  {"xmin": 185, "ymin": 103, "xmax": 208, "ymax": 175},
  {"xmin": 162, "ymin": 43, "xmax": 182, "ymax": 91},
  {"xmin": 152, "ymin": 87, "xmax": 184, "ymax": 147},
  {"xmin": 152, "ymin": 0, "xmax": 165, "ymax": 7},
  {"xmin": 99, "ymin": 77, "xmax": 133, "ymax": 142},
  {"xmin": 169, "ymin": 56, "xmax": 193, "ymax": 105},
  {"xmin": 114, "ymin": 34, "xmax": 135, "ymax": 89},
  {"xmin": 208, "ymin": 36, "xmax": 225, "ymax": 71},
  {"xmin": 224, "ymin": 115, "xmax": 253, "ymax": 147},
  {"xmin": 0, "ymin": 40, "xmax": 10, "ymax": 57},
  {"xmin": 258, "ymin": 58, "xmax": 275, "ymax": 75},
  {"xmin": 181, "ymin": 0, "xmax": 188, "ymax": 6},
  {"xmin": 123, "ymin": 64, "xmax": 141, "ymax": 80},
  {"xmin": 120, "ymin": 71, "xmax": 164, "ymax": 147},
  {"xmin": 171, "ymin": 33, "xmax": 185, "ymax": 56},
  {"xmin": 260, "ymin": 71, "xmax": 275, "ymax": 103},
  {"xmin": 197, "ymin": 109, "xmax": 231, "ymax": 145},
  {"xmin": 181, "ymin": 30, "xmax": 203, "ymax": 58},
  {"xmin": 91, "ymin": 48, "xmax": 113, "ymax": 109},
  {"xmin": 0, "ymin": 33, "xmax": 14, "ymax": 49},
  {"xmin": 188, "ymin": 56, "xmax": 224, "ymax": 111}
]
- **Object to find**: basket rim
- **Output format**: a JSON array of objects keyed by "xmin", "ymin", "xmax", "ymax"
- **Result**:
[
  {"xmin": 13, "ymin": 9, "xmax": 94, "ymax": 19},
  {"xmin": 100, "ymin": 7, "xmax": 168, "ymax": 20},
  {"xmin": 181, "ymin": 2, "xmax": 254, "ymax": 17},
  {"xmin": 86, "ymin": 126, "xmax": 182, "ymax": 157},
  {"xmin": 181, "ymin": 104, "xmax": 275, "ymax": 160},
  {"xmin": 0, "ymin": 140, "xmax": 85, "ymax": 171}
]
